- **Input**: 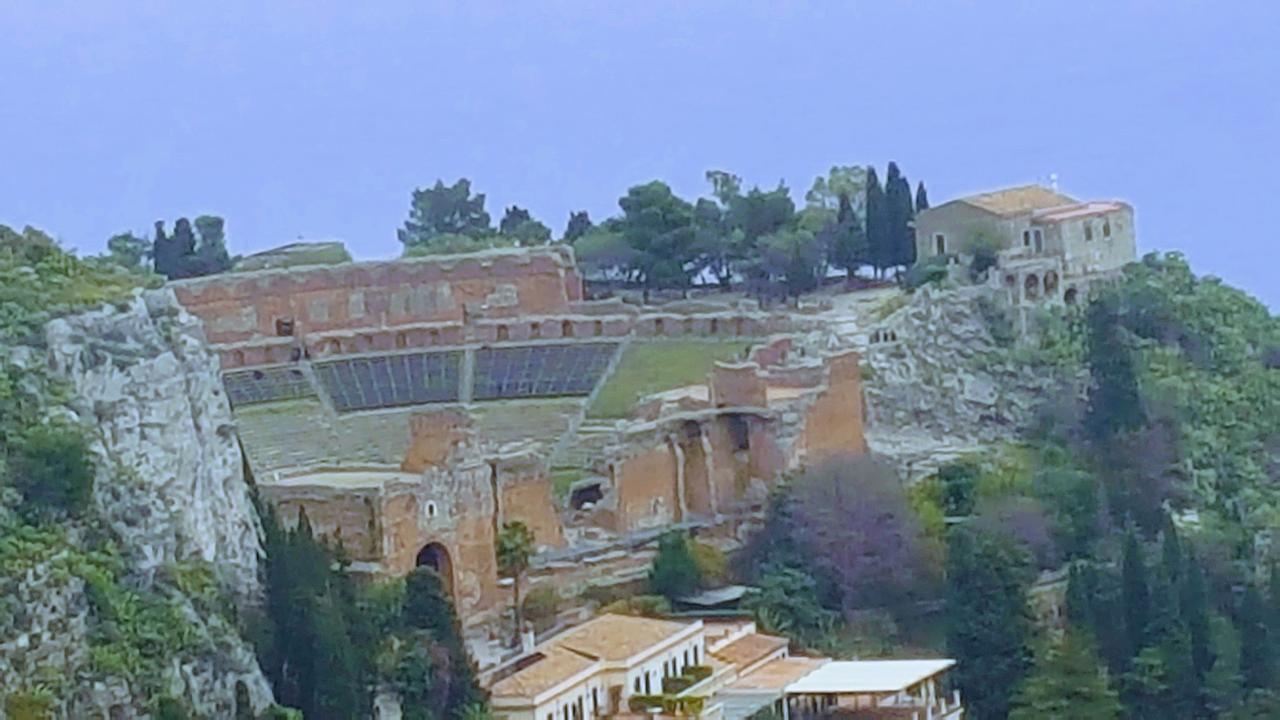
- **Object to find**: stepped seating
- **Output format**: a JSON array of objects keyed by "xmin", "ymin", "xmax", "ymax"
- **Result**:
[
  {"xmin": 314, "ymin": 351, "xmax": 462, "ymax": 412},
  {"xmin": 473, "ymin": 343, "xmax": 617, "ymax": 400},
  {"xmin": 223, "ymin": 366, "xmax": 316, "ymax": 407}
]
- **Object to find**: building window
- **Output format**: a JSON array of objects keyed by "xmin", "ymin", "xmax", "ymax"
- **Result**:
[
  {"xmin": 693, "ymin": 646, "xmax": 699, "ymax": 664},
  {"xmin": 425, "ymin": 501, "xmax": 438, "ymax": 519},
  {"xmin": 934, "ymin": 233, "xmax": 946, "ymax": 255},
  {"xmin": 1084, "ymin": 222, "xmax": 1094, "ymax": 241},
  {"xmin": 1033, "ymin": 229, "xmax": 1043, "ymax": 252},
  {"xmin": 275, "ymin": 318, "xmax": 295, "ymax": 337},
  {"xmin": 1103, "ymin": 220, "xmax": 1112, "ymax": 238},
  {"xmin": 634, "ymin": 678, "xmax": 641, "ymax": 693},
  {"xmin": 1022, "ymin": 230, "xmax": 1031, "ymax": 247}
]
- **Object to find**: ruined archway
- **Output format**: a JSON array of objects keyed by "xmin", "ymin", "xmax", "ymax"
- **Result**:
[
  {"xmin": 415, "ymin": 542, "xmax": 454, "ymax": 598},
  {"xmin": 1064, "ymin": 287, "xmax": 1079, "ymax": 305}
]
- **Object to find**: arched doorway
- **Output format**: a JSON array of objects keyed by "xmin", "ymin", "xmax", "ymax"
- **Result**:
[
  {"xmin": 416, "ymin": 542, "xmax": 454, "ymax": 598},
  {"xmin": 1024, "ymin": 273, "xmax": 1040, "ymax": 300}
]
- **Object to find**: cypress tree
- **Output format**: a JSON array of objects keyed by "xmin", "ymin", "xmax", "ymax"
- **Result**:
[
  {"xmin": 1181, "ymin": 552, "xmax": 1214, "ymax": 714},
  {"xmin": 1239, "ymin": 584, "xmax": 1274, "ymax": 690},
  {"xmin": 946, "ymin": 527, "xmax": 1035, "ymax": 720},
  {"xmin": 884, "ymin": 162, "xmax": 916, "ymax": 270},
  {"xmin": 1122, "ymin": 529, "xmax": 1152, "ymax": 659},
  {"xmin": 915, "ymin": 181, "xmax": 930, "ymax": 212},
  {"xmin": 1085, "ymin": 293, "xmax": 1146, "ymax": 440},
  {"xmin": 864, "ymin": 167, "xmax": 887, "ymax": 278}
]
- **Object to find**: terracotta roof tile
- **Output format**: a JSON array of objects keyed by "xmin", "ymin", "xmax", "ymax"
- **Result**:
[
  {"xmin": 552, "ymin": 614, "xmax": 693, "ymax": 662},
  {"xmin": 711, "ymin": 634, "xmax": 790, "ymax": 670},
  {"xmin": 955, "ymin": 185, "xmax": 1078, "ymax": 217},
  {"xmin": 491, "ymin": 647, "xmax": 598, "ymax": 698}
]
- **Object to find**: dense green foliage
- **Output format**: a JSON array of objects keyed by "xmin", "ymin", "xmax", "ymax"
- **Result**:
[
  {"xmin": 254, "ymin": 504, "xmax": 485, "ymax": 719},
  {"xmin": 946, "ymin": 526, "xmax": 1035, "ymax": 720},
  {"xmin": 396, "ymin": 165, "xmax": 926, "ymax": 299},
  {"xmin": 152, "ymin": 216, "xmax": 233, "ymax": 279},
  {"xmin": 649, "ymin": 530, "xmax": 703, "ymax": 600},
  {"xmin": 1008, "ymin": 631, "xmax": 1121, "ymax": 719}
]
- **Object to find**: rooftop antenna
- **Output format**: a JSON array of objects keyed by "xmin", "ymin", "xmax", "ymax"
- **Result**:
[{"xmin": 1048, "ymin": 173, "xmax": 1059, "ymax": 192}]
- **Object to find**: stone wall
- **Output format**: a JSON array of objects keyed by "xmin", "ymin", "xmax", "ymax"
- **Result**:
[{"xmin": 174, "ymin": 246, "xmax": 581, "ymax": 347}]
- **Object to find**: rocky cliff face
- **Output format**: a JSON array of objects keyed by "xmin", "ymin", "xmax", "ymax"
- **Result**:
[
  {"xmin": 858, "ymin": 285, "xmax": 1081, "ymax": 479},
  {"xmin": 45, "ymin": 289, "xmax": 261, "ymax": 593},
  {"xmin": 1, "ymin": 288, "xmax": 274, "ymax": 717}
]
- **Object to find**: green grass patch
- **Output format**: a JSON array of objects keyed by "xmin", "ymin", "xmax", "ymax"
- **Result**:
[
  {"xmin": 550, "ymin": 468, "xmax": 586, "ymax": 503},
  {"xmin": 587, "ymin": 340, "xmax": 750, "ymax": 418}
]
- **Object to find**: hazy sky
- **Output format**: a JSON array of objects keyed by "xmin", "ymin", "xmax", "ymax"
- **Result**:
[{"xmin": 2, "ymin": 2, "xmax": 1276, "ymax": 306}]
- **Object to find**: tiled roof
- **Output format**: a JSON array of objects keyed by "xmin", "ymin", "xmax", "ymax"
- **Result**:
[
  {"xmin": 953, "ymin": 185, "xmax": 1078, "ymax": 217},
  {"xmin": 711, "ymin": 634, "xmax": 789, "ymax": 670},
  {"xmin": 729, "ymin": 657, "xmax": 828, "ymax": 691},
  {"xmin": 1032, "ymin": 201, "xmax": 1129, "ymax": 224},
  {"xmin": 553, "ymin": 614, "xmax": 693, "ymax": 662},
  {"xmin": 491, "ymin": 647, "xmax": 598, "ymax": 698}
]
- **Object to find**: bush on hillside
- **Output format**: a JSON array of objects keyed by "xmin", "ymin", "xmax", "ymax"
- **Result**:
[{"xmin": 9, "ymin": 424, "xmax": 95, "ymax": 518}]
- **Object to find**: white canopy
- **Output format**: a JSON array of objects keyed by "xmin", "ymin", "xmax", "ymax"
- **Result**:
[{"xmin": 784, "ymin": 660, "xmax": 956, "ymax": 695}]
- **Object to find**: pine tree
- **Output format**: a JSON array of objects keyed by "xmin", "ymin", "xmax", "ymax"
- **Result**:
[
  {"xmin": 864, "ymin": 167, "xmax": 888, "ymax": 278},
  {"xmin": 1009, "ymin": 631, "xmax": 1122, "ymax": 720},
  {"xmin": 915, "ymin": 181, "xmax": 930, "ymax": 212},
  {"xmin": 1239, "ymin": 584, "xmax": 1275, "ymax": 690},
  {"xmin": 946, "ymin": 527, "xmax": 1035, "ymax": 720}
]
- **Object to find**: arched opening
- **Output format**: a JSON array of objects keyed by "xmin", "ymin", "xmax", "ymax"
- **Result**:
[
  {"xmin": 682, "ymin": 318, "xmax": 694, "ymax": 335},
  {"xmin": 570, "ymin": 481, "xmax": 604, "ymax": 510},
  {"xmin": 562, "ymin": 320, "xmax": 574, "ymax": 338},
  {"xmin": 1004, "ymin": 274, "xmax": 1016, "ymax": 288},
  {"xmin": 1024, "ymin": 274, "xmax": 1040, "ymax": 300},
  {"xmin": 734, "ymin": 318, "xmax": 745, "ymax": 336},
  {"xmin": 396, "ymin": 332, "xmax": 407, "ymax": 349},
  {"xmin": 496, "ymin": 325, "xmax": 509, "ymax": 341},
  {"xmin": 428, "ymin": 328, "xmax": 440, "ymax": 345},
  {"xmin": 593, "ymin": 320, "xmax": 604, "ymax": 337},
  {"xmin": 229, "ymin": 349, "xmax": 245, "ymax": 367},
  {"xmin": 530, "ymin": 322, "xmax": 542, "ymax": 339},
  {"xmin": 654, "ymin": 318, "xmax": 665, "ymax": 334},
  {"xmin": 235, "ymin": 681, "xmax": 251, "ymax": 719},
  {"xmin": 1044, "ymin": 271, "xmax": 1060, "ymax": 296},
  {"xmin": 416, "ymin": 542, "xmax": 454, "ymax": 597},
  {"xmin": 1064, "ymin": 287, "xmax": 1079, "ymax": 305},
  {"xmin": 275, "ymin": 317, "xmax": 295, "ymax": 337},
  {"xmin": 709, "ymin": 318, "xmax": 719, "ymax": 335}
]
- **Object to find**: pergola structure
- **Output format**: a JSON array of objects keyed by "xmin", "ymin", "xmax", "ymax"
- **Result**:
[
  {"xmin": 783, "ymin": 660, "xmax": 960, "ymax": 720},
  {"xmin": 716, "ymin": 659, "xmax": 961, "ymax": 720}
]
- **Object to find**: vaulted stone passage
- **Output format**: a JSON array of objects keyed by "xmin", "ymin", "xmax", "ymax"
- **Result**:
[{"xmin": 416, "ymin": 542, "xmax": 455, "ymax": 597}]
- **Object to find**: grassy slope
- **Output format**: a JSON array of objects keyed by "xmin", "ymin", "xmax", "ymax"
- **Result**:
[{"xmin": 587, "ymin": 340, "xmax": 750, "ymax": 418}]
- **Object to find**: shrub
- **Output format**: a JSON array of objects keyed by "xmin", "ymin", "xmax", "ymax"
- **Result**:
[
  {"xmin": 663, "ymin": 676, "xmax": 694, "ymax": 694},
  {"xmin": 600, "ymin": 595, "xmax": 671, "ymax": 618},
  {"xmin": 969, "ymin": 235, "xmax": 1001, "ymax": 282},
  {"xmin": 690, "ymin": 542, "xmax": 729, "ymax": 587},
  {"xmin": 5, "ymin": 691, "xmax": 54, "ymax": 720},
  {"xmin": 686, "ymin": 665, "xmax": 713, "ymax": 682},
  {"xmin": 904, "ymin": 256, "xmax": 949, "ymax": 291},
  {"xmin": 10, "ymin": 424, "xmax": 94, "ymax": 517},
  {"xmin": 522, "ymin": 586, "xmax": 560, "ymax": 631}
]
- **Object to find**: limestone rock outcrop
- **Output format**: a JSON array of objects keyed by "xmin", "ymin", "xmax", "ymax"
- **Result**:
[
  {"xmin": 858, "ymin": 285, "xmax": 1081, "ymax": 479},
  {"xmin": 45, "ymin": 289, "xmax": 261, "ymax": 593},
  {"xmin": 10, "ymin": 288, "xmax": 276, "ymax": 716}
]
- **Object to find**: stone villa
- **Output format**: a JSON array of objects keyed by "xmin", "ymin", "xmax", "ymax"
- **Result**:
[{"xmin": 914, "ymin": 184, "xmax": 1136, "ymax": 305}]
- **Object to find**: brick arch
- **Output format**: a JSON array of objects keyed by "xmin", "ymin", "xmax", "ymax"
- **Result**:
[{"xmin": 416, "ymin": 541, "xmax": 456, "ymax": 599}]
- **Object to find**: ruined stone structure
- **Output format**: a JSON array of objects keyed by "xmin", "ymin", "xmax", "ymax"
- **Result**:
[
  {"xmin": 172, "ymin": 245, "xmax": 867, "ymax": 627},
  {"xmin": 573, "ymin": 348, "xmax": 868, "ymax": 534}
]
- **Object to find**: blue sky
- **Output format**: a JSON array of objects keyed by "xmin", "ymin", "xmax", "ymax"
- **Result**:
[{"xmin": 2, "ymin": 2, "xmax": 1276, "ymax": 306}]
